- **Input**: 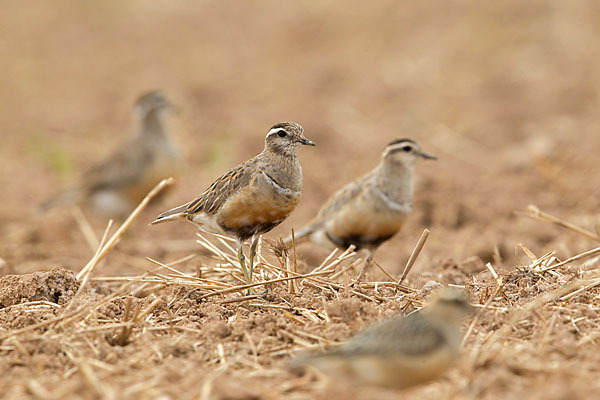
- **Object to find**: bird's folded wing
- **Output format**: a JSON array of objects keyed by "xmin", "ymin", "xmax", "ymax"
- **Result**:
[
  {"xmin": 338, "ymin": 314, "xmax": 447, "ymax": 357},
  {"xmin": 288, "ymin": 176, "xmax": 367, "ymax": 244},
  {"xmin": 185, "ymin": 162, "xmax": 255, "ymax": 215},
  {"xmin": 316, "ymin": 177, "xmax": 368, "ymax": 221}
]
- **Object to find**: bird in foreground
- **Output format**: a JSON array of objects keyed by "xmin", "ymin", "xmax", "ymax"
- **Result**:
[
  {"xmin": 286, "ymin": 139, "xmax": 435, "ymax": 282},
  {"xmin": 294, "ymin": 288, "xmax": 473, "ymax": 389},
  {"xmin": 39, "ymin": 90, "xmax": 182, "ymax": 218},
  {"xmin": 151, "ymin": 122, "xmax": 315, "ymax": 284}
]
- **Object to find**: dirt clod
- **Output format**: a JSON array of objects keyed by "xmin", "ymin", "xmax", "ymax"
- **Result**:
[{"xmin": 0, "ymin": 267, "xmax": 78, "ymax": 308}]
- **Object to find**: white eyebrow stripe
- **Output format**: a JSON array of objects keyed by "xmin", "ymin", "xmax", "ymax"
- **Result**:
[
  {"xmin": 383, "ymin": 143, "xmax": 415, "ymax": 158},
  {"xmin": 267, "ymin": 128, "xmax": 286, "ymax": 136},
  {"xmin": 387, "ymin": 142, "xmax": 413, "ymax": 151}
]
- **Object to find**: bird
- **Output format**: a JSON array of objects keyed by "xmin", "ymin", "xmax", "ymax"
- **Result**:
[
  {"xmin": 151, "ymin": 122, "xmax": 315, "ymax": 284},
  {"xmin": 39, "ymin": 90, "xmax": 182, "ymax": 218},
  {"xmin": 294, "ymin": 288, "xmax": 473, "ymax": 390},
  {"xmin": 286, "ymin": 138, "xmax": 435, "ymax": 282}
]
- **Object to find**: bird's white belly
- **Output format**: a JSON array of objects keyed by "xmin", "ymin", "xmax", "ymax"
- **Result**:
[
  {"xmin": 91, "ymin": 190, "xmax": 131, "ymax": 217},
  {"xmin": 191, "ymin": 212, "xmax": 226, "ymax": 234}
]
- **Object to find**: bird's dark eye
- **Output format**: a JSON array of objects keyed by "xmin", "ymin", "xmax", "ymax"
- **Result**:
[
  {"xmin": 402, "ymin": 145, "xmax": 412, "ymax": 152},
  {"xmin": 277, "ymin": 130, "xmax": 287, "ymax": 138}
]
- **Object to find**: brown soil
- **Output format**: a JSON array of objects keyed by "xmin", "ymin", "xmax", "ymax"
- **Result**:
[
  {"xmin": 0, "ymin": 267, "xmax": 78, "ymax": 309},
  {"xmin": 2, "ymin": 1, "xmax": 600, "ymax": 399}
]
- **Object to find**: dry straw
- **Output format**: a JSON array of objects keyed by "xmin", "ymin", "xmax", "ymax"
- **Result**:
[{"xmin": 6, "ymin": 182, "xmax": 600, "ymax": 398}]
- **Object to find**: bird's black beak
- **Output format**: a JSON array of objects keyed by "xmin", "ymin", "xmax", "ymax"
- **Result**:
[
  {"xmin": 299, "ymin": 138, "xmax": 316, "ymax": 146},
  {"xmin": 420, "ymin": 152, "xmax": 436, "ymax": 160}
]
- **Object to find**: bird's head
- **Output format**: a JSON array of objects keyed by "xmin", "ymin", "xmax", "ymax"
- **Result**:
[{"xmin": 264, "ymin": 121, "xmax": 316, "ymax": 156}]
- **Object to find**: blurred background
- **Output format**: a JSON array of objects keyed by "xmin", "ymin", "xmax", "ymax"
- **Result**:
[{"xmin": 1, "ymin": 0, "xmax": 599, "ymax": 278}]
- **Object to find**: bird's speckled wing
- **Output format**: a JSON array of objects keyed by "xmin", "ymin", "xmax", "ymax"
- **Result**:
[
  {"xmin": 317, "ymin": 177, "xmax": 368, "ymax": 220},
  {"xmin": 185, "ymin": 160, "xmax": 256, "ymax": 215},
  {"xmin": 293, "ymin": 175, "xmax": 369, "ymax": 240},
  {"xmin": 337, "ymin": 313, "xmax": 446, "ymax": 357}
]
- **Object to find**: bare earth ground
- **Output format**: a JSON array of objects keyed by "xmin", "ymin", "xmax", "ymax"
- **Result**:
[{"xmin": 2, "ymin": 1, "xmax": 600, "ymax": 399}]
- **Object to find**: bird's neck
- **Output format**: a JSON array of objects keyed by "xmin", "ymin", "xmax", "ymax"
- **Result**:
[
  {"xmin": 422, "ymin": 307, "xmax": 465, "ymax": 348},
  {"xmin": 260, "ymin": 147, "xmax": 302, "ymax": 190},
  {"xmin": 261, "ymin": 146, "xmax": 300, "ymax": 168},
  {"xmin": 373, "ymin": 159, "xmax": 415, "ymax": 202},
  {"xmin": 138, "ymin": 110, "xmax": 168, "ymax": 139},
  {"xmin": 264, "ymin": 142, "xmax": 298, "ymax": 158}
]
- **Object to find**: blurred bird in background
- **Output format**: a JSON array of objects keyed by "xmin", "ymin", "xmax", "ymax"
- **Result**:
[
  {"xmin": 287, "ymin": 139, "xmax": 435, "ymax": 282},
  {"xmin": 294, "ymin": 288, "xmax": 473, "ymax": 390},
  {"xmin": 39, "ymin": 90, "xmax": 182, "ymax": 218}
]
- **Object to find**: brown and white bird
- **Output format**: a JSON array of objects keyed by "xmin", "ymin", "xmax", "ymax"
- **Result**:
[
  {"xmin": 39, "ymin": 90, "xmax": 182, "ymax": 218},
  {"xmin": 287, "ymin": 139, "xmax": 435, "ymax": 281},
  {"xmin": 151, "ymin": 122, "xmax": 315, "ymax": 284},
  {"xmin": 295, "ymin": 288, "xmax": 473, "ymax": 389}
]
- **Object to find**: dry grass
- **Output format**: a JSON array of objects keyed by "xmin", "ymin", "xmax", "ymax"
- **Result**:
[
  {"xmin": 0, "ymin": 184, "xmax": 421, "ymax": 398},
  {"xmin": 3, "ymin": 187, "xmax": 600, "ymax": 398}
]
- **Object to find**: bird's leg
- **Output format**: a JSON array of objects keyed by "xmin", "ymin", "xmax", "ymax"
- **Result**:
[
  {"xmin": 236, "ymin": 238, "xmax": 250, "ymax": 284},
  {"xmin": 248, "ymin": 234, "xmax": 260, "ymax": 284},
  {"xmin": 353, "ymin": 249, "xmax": 374, "ymax": 285}
]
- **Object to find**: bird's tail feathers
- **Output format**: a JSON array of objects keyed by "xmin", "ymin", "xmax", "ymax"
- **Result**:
[
  {"xmin": 150, "ymin": 203, "xmax": 188, "ymax": 225},
  {"xmin": 287, "ymin": 350, "xmax": 348, "ymax": 376},
  {"xmin": 37, "ymin": 189, "xmax": 82, "ymax": 214},
  {"xmin": 284, "ymin": 223, "xmax": 316, "ymax": 248}
]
